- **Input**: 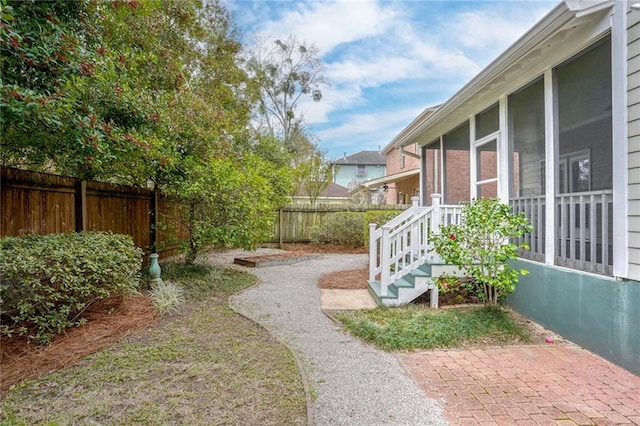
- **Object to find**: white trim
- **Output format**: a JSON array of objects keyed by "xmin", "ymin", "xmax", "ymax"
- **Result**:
[
  {"xmin": 544, "ymin": 69, "xmax": 557, "ymax": 265},
  {"xmin": 612, "ymin": 0, "xmax": 629, "ymax": 278},
  {"xmin": 470, "ymin": 114, "xmax": 477, "ymax": 200},
  {"xmin": 498, "ymin": 97, "xmax": 510, "ymax": 203}
]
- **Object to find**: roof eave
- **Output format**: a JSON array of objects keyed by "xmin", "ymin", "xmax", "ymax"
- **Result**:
[{"xmin": 397, "ymin": 0, "xmax": 604, "ymax": 148}]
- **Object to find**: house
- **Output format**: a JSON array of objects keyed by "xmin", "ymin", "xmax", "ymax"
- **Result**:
[
  {"xmin": 331, "ymin": 150, "xmax": 386, "ymax": 191},
  {"xmin": 292, "ymin": 182, "xmax": 350, "ymax": 205},
  {"xmin": 357, "ymin": 106, "xmax": 439, "ymax": 205},
  {"xmin": 369, "ymin": 0, "xmax": 639, "ymax": 374}
]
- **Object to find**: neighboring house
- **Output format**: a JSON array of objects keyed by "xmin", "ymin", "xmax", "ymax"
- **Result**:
[
  {"xmin": 331, "ymin": 150, "xmax": 386, "ymax": 191},
  {"xmin": 292, "ymin": 182, "xmax": 350, "ymax": 205},
  {"xmin": 370, "ymin": 0, "xmax": 639, "ymax": 374},
  {"xmin": 359, "ymin": 106, "xmax": 438, "ymax": 204}
]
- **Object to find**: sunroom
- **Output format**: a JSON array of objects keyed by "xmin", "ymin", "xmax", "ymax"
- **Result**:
[{"xmin": 415, "ymin": 4, "xmax": 621, "ymax": 278}]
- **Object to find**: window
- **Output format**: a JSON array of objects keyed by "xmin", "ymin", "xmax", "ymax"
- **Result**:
[
  {"xmin": 356, "ymin": 164, "xmax": 366, "ymax": 177},
  {"xmin": 476, "ymin": 103, "xmax": 499, "ymax": 139}
]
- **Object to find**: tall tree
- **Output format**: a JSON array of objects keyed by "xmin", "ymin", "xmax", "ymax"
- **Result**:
[
  {"xmin": 246, "ymin": 35, "xmax": 327, "ymax": 149},
  {"xmin": 1, "ymin": 0, "xmax": 292, "ymax": 260}
]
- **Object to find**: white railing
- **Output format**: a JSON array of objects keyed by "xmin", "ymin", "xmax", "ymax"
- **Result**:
[
  {"xmin": 510, "ymin": 195, "xmax": 546, "ymax": 262},
  {"xmin": 555, "ymin": 190, "xmax": 613, "ymax": 275},
  {"xmin": 369, "ymin": 194, "xmax": 463, "ymax": 296}
]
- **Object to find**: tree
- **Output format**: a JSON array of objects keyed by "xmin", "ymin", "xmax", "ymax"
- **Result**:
[
  {"xmin": 293, "ymin": 150, "xmax": 333, "ymax": 205},
  {"xmin": 175, "ymin": 154, "xmax": 291, "ymax": 265},
  {"xmin": 246, "ymin": 35, "xmax": 327, "ymax": 149},
  {"xmin": 1, "ymin": 0, "xmax": 292, "ymax": 262}
]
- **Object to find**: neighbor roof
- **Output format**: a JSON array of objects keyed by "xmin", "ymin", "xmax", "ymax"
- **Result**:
[
  {"xmin": 296, "ymin": 183, "xmax": 349, "ymax": 198},
  {"xmin": 332, "ymin": 150, "xmax": 386, "ymax": 166}
]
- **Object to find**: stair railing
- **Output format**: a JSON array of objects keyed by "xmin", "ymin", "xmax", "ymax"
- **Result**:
[{"xmin": 369, "ymin": 194, "xmax": 463, "ymax": 297}]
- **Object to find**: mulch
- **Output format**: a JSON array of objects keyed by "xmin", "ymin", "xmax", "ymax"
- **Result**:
[{"xmin": 0, "ymin": 295, "xmax": 157, "ymax": 396}]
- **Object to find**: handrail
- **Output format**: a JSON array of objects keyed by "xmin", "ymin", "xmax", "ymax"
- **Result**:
[{"xmin": 369, "ymin": 194, "xmax": 464, "ymax": 298}]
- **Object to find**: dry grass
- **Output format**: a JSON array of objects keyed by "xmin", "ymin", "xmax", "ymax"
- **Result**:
[{"xmin": 0, "ymin": 265, "xmax": 306, "ymax": 425}]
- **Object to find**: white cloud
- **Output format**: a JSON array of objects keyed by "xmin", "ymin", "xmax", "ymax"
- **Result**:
[{"xmin": 256, "ymin": 0, "xmax": 400, "ymax": 54}]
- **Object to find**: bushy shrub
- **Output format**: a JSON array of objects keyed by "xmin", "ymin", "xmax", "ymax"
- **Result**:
[
  {"xmin": 0, "ymin": 232, "xmax": 143, "ymax": 344},
  {"xmin": 310, "ymin": 212, "xmax": 365, "ymax": 247},
  {"xmin": 363, "ymin": 210, "xmax": 404, "ymax": 247},
  {"xmin": 432, "ymin": 198, "xmax": 532, "ymax": 306}
]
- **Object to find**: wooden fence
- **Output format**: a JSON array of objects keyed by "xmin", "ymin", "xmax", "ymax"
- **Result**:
[
  {"xmin": 0, "ymin": 168, "xmax": 187, "ymax": 258},
  {"xmin": 1, "ymin": 167, "xmax": 410, "ymax": 255},
  {"xmin": 271, "ymin": 203, "xmax": 408, "ymax": 244}
]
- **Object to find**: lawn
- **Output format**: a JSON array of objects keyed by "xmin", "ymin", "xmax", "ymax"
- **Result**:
[
  {"xmin": 334, "ymin": 305, "xmax": 534, "ymax": 351},
  {"xmin": 0, "ymin": 263, "xmax": 307, "ymax": 425}
]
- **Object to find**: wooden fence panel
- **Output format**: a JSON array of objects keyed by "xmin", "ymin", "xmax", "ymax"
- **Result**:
[
  {"xmin": 271, "ymin": 204, "xmax": 407, "ymax": 243},
  {"xmin": 0, "ymin": 168, "xmax": 185, "ymax": 259},
  {"xmin": 85, "ymin": 181, "xmax": 153, "ymax": 251},
  {"xmin": 1, "ymin": 168, "xmax": 76, "ymax": 236}
]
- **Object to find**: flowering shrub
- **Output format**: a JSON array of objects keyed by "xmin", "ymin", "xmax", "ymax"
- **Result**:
[{"xmin": 432, "ymin": 198, "xmax": 532, "ymax": 306}]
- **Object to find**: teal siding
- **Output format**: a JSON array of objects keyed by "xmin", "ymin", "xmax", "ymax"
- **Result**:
[{"xmin": 507, "ymin": 259, "xmax": 640, "ymax": 375}]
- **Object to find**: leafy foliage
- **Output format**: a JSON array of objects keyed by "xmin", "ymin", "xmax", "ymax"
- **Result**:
[
  {"xmin": 363, "ymin": 210, "xmax": 404, "ymax": 247},
  {"xmin": 310, "ymin": 212, "xmax": 365, "ymax": 247},
  {"xmin": 0, "ymin": 232, "xmax": 142, "ymax": 344},
  {"xmin": 172, "ymin": 154, "xmax": 291, "ymax": 264},
  {"xmin": 431, "ymin": 198, "xmax": 533, "ymax": 305}
]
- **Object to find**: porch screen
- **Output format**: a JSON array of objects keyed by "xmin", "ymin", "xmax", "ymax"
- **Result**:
[
  {"xmin": 556, "ymin": 36, "xmax": 612, "ymax": 194},
  {"xmin": 555, "ymin": 36, "xmax": 612, "ymax": 273},
  {"xmin": 509, "ymin": 78, "xmax": 545, "ymax": 197},
  {"xmin": 508, "ymin": 77, "xmax": 545, "ymax": 260},
  {"xmin": 442, "ymin": 122, "xmax": 470, "ymax": 204}
]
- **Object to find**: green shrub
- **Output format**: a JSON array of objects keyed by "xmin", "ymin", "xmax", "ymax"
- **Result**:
[
  {"xmin": 310, "ymin": 212, "xmax": 365, "ymax": 247},
  {"xmin": 363, "ymin": 210, "xmax": 404, "ymax": 247},
  {"xmin": 0, "ymin": 232, "xmax": 143, "ymax": 344},
  {"xmin": 432, "ymin": 198, "xmax": 532, "ymax": 306}
]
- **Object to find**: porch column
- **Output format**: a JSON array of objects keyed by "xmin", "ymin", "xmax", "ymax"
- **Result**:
[{"xmin": 544, "ymin": 69, "xmax": 556, "ymax": 265}]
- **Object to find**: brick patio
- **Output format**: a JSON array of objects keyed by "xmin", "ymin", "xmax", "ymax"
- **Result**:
[{"xmin": 398, "ymin": 345, "xmax": 640, "ymax": 425}]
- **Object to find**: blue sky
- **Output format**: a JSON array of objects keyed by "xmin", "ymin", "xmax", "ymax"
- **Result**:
[{"xmin": 224, "ymin": 0, "xmax": 558, "ymax": 160}]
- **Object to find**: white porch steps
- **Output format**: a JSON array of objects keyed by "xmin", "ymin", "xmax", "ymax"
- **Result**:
[{"xmin": 367, "ymin": 260, "xmax": 460, "ymax": 307}]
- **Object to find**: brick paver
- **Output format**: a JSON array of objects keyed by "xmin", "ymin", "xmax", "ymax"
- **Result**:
[{"xmin": 398, "ymin": 345, "xmax": 640, "ymax": 425}]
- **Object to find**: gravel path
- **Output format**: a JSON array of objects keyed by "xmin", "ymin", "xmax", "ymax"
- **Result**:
[{"xmin": 215, "ymin": 249, "xmax": 446, "ymax": 426}]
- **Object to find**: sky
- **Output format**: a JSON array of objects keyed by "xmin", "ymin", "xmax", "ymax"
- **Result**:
[{"xmin": 224, "ymin": 0, "xmax": 558, "ymax": 160}]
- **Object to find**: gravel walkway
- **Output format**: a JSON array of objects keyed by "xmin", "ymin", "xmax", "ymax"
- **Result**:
[{"xmin": 215, "ymin": 249, "xmax": 446, "ymax": 426}]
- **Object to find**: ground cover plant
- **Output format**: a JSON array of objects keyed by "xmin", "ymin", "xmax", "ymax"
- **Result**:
[
  {"xmin": 335, "ymin": 306, "xmax": 533, "ymax": 351},
  {"xmin": 0, "ymin": 262, "xmax": 307, "ymax": 425}
]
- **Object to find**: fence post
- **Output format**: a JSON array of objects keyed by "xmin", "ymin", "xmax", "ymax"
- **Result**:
[
  {"xmin": 430, "ymin": 193, "xmax": 441, "ymax": 234},
  {"xmin": 75, "ymin": 180, "xmax": 87, "ymax": 232},
  {"xmin": 278, "ymin": 207, "xmax": 284, "ymax": 249},
  {"xmin": 369, "ymin": 223, "xmax": 377, "ymax": 282}
]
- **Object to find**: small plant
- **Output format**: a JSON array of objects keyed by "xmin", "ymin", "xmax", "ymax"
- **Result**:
[
  {"xmin": 149, "ymin": 280, "xmax": 185, "ymax": 316},
  {"xmin": 432, "ymin": 198, "xmax": 532, "ymax": 306}
]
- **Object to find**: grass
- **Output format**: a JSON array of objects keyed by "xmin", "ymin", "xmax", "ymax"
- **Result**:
[
  {"xmin": 334, "ymin": 305, "xmax": 532, "ymax": 351},
  {"xmin": 0, "ymin": 262, "xmax": 307, "ymax": 426}
]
